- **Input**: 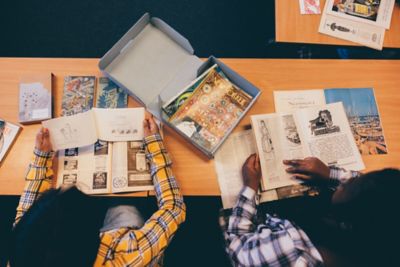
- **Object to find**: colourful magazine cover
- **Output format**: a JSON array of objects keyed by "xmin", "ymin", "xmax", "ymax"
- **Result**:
[
  {"xmin": 170, "ymin": 68, "xmax": 253, "ymax": 151},
  {"xmin": 61, "ymin": 76, "xmax": 95, "ymax": 116},
  {"xmin": 96, "ymin": 77, "xmax": 127, "ymax": 108}
]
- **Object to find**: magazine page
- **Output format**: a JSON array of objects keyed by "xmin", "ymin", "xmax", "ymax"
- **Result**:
[
  {"xmin": 93, "ymin": 108, "xmax": 144, "ymax": 142},
  {"xmin": 274, "ymin": 89, "xmax": 326, "ymax": 113},
  {"xmin": 319, "ymin": 2, "xmax": 385, "ymax": 50},
  {"xmin": 294, "ymin": 102, "xmax": 365, "ymax": 171},
  {"xmin": 251, "ymin": 113, "xmax": 306, "ymax": 191},
  {"xmin": 0, "ymin": 121, "xmax": 21, "ymax": 162},
  {"xmin": 325, "ymin": 0, "xmax": 395, "ymax": 29},
  {"xmin": 111, "ymin": 141, "xmax": 153, "ymax": 193},
  {"xmin": 42, "ymin": 110, "xmax": 98, "ymax": 150},
  {"xmin": 214, "ymin": 129, "xmax": 257, "ymax": 209},
  {"xmin": 56, "ymin": 140, "xmax": 112, "ymax": 195},
  {"xmin": 324, "ymin": 88, "xmax": 387, "ymax": 155}
]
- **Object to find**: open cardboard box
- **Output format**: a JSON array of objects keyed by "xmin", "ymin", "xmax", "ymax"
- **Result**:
[{"xmin": 99, "ymin": 13, "xmax": 261, "ymax": 158}]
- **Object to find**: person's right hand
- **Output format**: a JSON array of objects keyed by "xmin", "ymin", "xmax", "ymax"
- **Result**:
[
  {"xmin": 35, "ymin": 128, "xmax": 53, "ymax": 153},
  {"xmin": 242, "ymin": 154, "xmax": 261, "ymax": 191},
  {"xmin": 283, "ymin": 157, "xmax": 330, "ymax": 182},
  {"xmin": 143, "ymin": 116, "xmax": 159, "ymax": 137}
]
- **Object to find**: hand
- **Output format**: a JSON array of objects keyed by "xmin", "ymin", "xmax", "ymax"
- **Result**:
[
  {"xmin": 283, "ymin": 157, "xmax": 330, "ymax": 182},
  {"xmin": 143, "ymin": 116, "xmax": 159, "ymax": 137},
  {"xmin": 35, "ymin": 128, "xmax": 52, "ymax": 153},
  {"xmin": 242, "ymin": 154, "xmax": 261, "ymax": 191}
]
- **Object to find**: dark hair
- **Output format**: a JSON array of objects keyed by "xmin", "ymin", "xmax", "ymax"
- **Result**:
[
  {"xmin": 333, "ymin": 168, "xmax": 400, "ymax": 265},
  {"xmin": 10, "ymin": 186, "xmax": 105, "ymax": 267}
]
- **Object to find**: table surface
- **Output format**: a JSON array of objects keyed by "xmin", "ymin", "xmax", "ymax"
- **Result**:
[
  {"xmin": 275, "ymin": 0, "xmax": 400, "ymax": 48},
  {"xmin": 1, "ymin": 58, "xmax": 400, "ymax": 196}
]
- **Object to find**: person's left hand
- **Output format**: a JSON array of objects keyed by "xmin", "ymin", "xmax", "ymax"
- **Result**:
[
  {"xmin": 35, "ymin": 128, "xmax": 52, "ymax": 153},
  {"xmin": 242, "ymin": 154, "xmax": 261, "ymax": 191}
]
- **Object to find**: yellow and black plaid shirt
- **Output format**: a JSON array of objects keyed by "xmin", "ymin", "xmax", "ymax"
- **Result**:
[{"xmin": 14, "ymin": 134, "xmax": 186, "ymax": 267}]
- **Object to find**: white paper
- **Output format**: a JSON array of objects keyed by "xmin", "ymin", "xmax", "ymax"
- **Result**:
[
  {"xmin": 294, "ymin": 102, "xmax": 365, "ymax": 170},
  {"xmin": 274, "ymin": 90, "xmax": 326, "ymax": 113},
  {"xmin": 214, "ymin": 130, "xmax": 257, "ymax": 209},
  {"xmin": 251, "ymin": 114, "xmax": 305, "ymax": 191},
  {"xmin": 319, "ymin": 1, "xmax": 387, "ymax": 50},
  {"xmin": 93, "ymin": 108, "xmax": 144, "ymax": 142},
  {"xmin": 42, "ymin": 108, "xmax": 145, "ymax": 150},
  {"xmin": 42, "ymin": 110, "xmax": 98, "ymax": 150}
]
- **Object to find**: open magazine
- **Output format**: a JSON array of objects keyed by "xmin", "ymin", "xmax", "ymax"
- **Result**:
[
  {"xmin": 319, "ymin": 0, "xmax": 395, "ymax": 50},
  {"xmin": 251, "ymin": 102, "xmax": 365, "ymax": 191},
  {"xmin": 274, "ymin": 88, "xmax": 387, "ymax": 155},
  {"xmin": 215, "ymin": 129, "xmax": 319, "ymax": 209},
  {"xmin": 56, "ymin": 140, "xmax": 153, "ymax": 195}
]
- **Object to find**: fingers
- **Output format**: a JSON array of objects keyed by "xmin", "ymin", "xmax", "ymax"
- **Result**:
[
  {"xmin": 283, "ymin": 159, "xmax": 302, "ymax": 166},
  {"xmin": 291, "ymin": 173, "xmax": 311, "ymax": 181}
]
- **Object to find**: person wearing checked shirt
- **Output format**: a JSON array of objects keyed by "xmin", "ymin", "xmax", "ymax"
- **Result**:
[
  {"xmin": 10, "ymin": 117, "xmax": 186, "ymax": 267},
  {"xmin": 221, "ymin": 154, "xmax": 400, "ymax": 267}
]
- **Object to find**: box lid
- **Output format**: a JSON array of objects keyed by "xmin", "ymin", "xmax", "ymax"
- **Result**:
[{"xmin": 99, "ymin": 13, "xmax": 203, "ymax": 116}]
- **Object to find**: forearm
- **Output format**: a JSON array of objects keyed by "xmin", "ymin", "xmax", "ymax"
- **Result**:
[
  {"xmin": 135, "ymin": 134, "xmax": 185, "ymax": 264},
  {"xmin": 227, "ymin": 186, "xmax": 257, "ymax": 235},
  {"xmin": 14, "ymin": 148, "xmax": 54, "ymax": 225},
  {"xmin": 144, "ymin": 133, "xmax": 184, "ymax": 210}
]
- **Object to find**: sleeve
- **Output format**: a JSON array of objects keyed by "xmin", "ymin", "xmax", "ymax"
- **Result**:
[
  {"xmin": 224, "ymin": 186, "xmax": 323, "ymax": 267},
  {"xmin": 100, "ymin": 133, "xmax": 186, "ymax": 266},
  {"xmin": 14, "ymin": 148, "xmax": 55, "ymax": 226},
  {"xmin": 329, "ymin": 166, "xmax": 361, "ymax": 186}
]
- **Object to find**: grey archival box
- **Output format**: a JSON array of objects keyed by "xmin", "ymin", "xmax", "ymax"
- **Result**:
[{"xmin": 99, "ymin": 13, "xmax": 261, "ymax": 158}]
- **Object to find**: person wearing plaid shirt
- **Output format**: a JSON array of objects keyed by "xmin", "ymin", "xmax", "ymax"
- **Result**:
[
  {"xmin": 10, "ymin": 117, "xmax": 186, "ymax": 267},
  {"xmin": 221, "ymin": 154, "xmax": 400, "ymax": 266}
]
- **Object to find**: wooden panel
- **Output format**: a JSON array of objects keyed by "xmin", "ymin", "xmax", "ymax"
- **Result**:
[
  {"xmin": 275, "ymin": 0, "xmax": 400, "ymax": 48},
  {"xmin": 1, "ymin": 58, "xmax": 399, "ymax": 196}
]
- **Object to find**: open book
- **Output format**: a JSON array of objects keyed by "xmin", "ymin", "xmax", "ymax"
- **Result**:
[
  {"xmin": 43, "ymin": 107, "xmax": 153, "ymax": 194},
  {"xmin": 42, "ymin": 108, "xmax": 144, "ymax": 150},
  {"xmin": 251, "ymin": 102, "xmax": 365, "ymax": 191}
]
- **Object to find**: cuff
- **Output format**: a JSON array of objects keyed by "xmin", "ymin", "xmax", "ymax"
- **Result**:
[
  {"xmin": 32, "ymin": 148, "xmax": 54, "ymax": 168},
  {"xmin": 240, "ymin": 186, "xmax": 257, "ymax": 200}
]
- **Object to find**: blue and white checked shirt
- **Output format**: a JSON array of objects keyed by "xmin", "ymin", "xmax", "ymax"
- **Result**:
[{"xmin": 221, "ymin": 166, "xmax": 360, "ymax": 267}]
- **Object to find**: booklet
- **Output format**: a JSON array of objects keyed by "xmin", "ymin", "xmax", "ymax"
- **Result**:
[
  {"xmin": 42, "ymin": 108, "xmax": 144, "ymax": 150},
  {"xmin": 0, "ymin": 120, "xmax": 21, "ymax": 163},
  {"xmin": 274, "ymin": 88, "xmax": 387, "ymax": 155},
  {"xmin": 251, "ymin": 102, "xmax": 365, "ymax": 191},
  {"xmin": 318, "ymin": 0, "xmax": 395, "ymax": 50},
  {"xmin": 19, "ymin": 73, "xmax": 53, "ymax": 124}
]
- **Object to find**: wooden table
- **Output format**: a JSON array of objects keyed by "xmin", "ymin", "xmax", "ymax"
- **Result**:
[
  {"xmin": 275, "ymin": 0, "xmax": 400, "ymax": 48},
  {"xmin": 1, "ymin": 58, "xmax": 400, "ymax": 196}
]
